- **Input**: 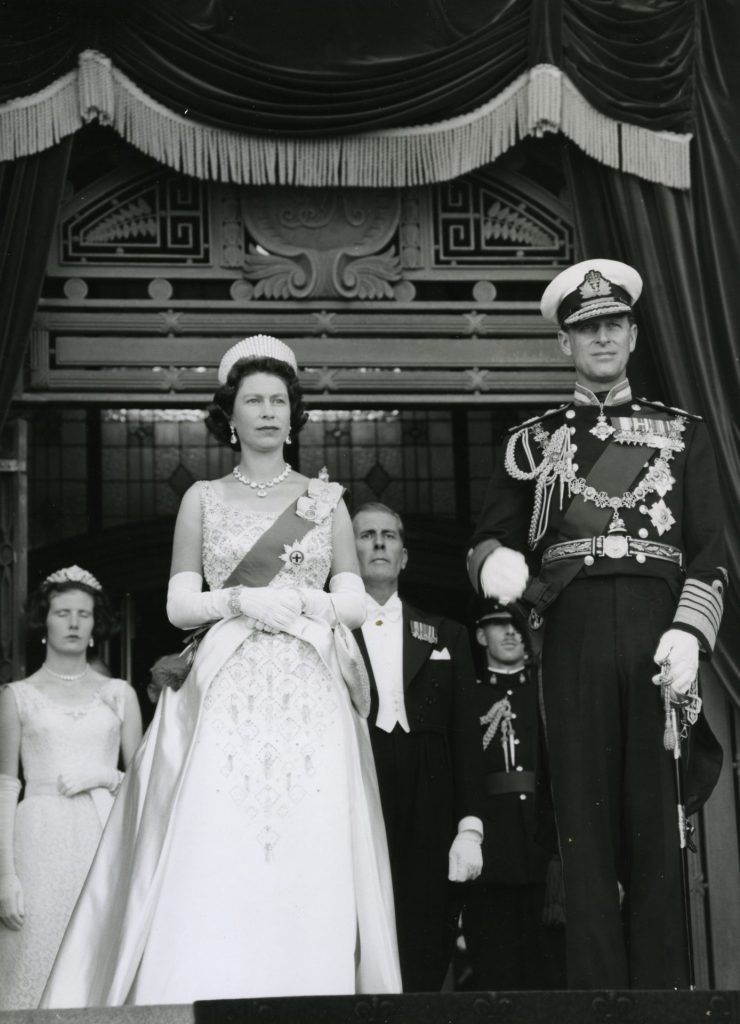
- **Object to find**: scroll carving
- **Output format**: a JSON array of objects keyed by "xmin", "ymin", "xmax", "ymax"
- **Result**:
[{"xmin": 241, "ymin": 188, "xmax": 402, "ymax": 300}]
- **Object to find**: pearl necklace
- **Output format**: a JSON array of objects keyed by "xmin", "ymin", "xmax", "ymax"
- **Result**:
[
  {"xmin": 232, "ymin": 463, "xmax": 291, "ymax": 497},
  {"xmin": 43, "ymin": 663, "xmax": 89, "ymax": 682}
]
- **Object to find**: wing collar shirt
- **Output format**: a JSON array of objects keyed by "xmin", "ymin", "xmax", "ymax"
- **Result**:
[{"xmin": 361, "ymin": 592, "xmax": 410, "ymax": 733}]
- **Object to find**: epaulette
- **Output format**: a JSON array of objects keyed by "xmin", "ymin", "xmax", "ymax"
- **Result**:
[
  {"xmin": 507, "ymin": 402, "xmax": 573, "ymax": 434},
  {"xmin": 637, "ymin": 398, "xmax": 703, "ymax": 422}
]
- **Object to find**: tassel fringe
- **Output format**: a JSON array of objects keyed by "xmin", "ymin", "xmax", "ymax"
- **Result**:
[{"xmin": 0, "ymin": 51, "xmax": 692, "ymax": 190}]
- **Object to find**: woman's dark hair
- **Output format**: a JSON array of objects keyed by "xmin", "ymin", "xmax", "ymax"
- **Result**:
[
  {"xmin": 27, "ymin": 580, "xmax": 117, "ymax": 648},
  {"xmin": 205, "ymin": 356, "xmax": 308, "ymax": 450}
]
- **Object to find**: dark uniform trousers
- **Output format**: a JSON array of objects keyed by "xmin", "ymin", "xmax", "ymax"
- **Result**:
[{"xmin": 542, "ymin": 576, "xmax": 687, "ymax": 989}]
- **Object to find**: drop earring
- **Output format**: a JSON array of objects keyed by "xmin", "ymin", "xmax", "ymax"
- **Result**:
[
  {"xmin": 89, "ymin": 638, "xmax": 94, "ymax": 648},
  {"xmin": 229, "ymin": 424, "xmax": 237, "ymax": 445},
  {"xmin": 285, "ymin": 431, "xmax": 292, "ymax": 446},
  {"xmin": 41, "ymin": 637, "xmax": 46, "ymax": 645}
]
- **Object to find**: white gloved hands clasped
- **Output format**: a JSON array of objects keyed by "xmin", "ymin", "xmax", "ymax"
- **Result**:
[
  {"xmin": 448, "ymin": 830, "xmax": 483, "ymax": 883},
  {"xmin": 57, "ymin": 766, "xmax": 123, "ymax": 797},
  {"xmin": 652, "ymin": 628, "xmax": 699, "ymax": 697},
  {"xmin": 167, "ymin": 572, "xmax": 302, "ymax": 633},
  {"xmin": 237, "ymin": 587, "xmax": 303, "ymax": 633},
  {"xmin": 479, "ymin": 546, "xmax": 528, "ymax": 605}
]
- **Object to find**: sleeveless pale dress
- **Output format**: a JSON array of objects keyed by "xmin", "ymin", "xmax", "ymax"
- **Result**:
[
  {"xmin": 128, "ymin": 482, "xmax": 361, "ymax": 1001},
  {"xmin": 0, "ymin": 678, "xmax": 127, "ymax": 1010}
]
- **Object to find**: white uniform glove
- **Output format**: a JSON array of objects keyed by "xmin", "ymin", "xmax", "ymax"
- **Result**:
[
  {"xmin": 57, "ymin": 767, "xmax": 124, "ymax": 797},
  {"xmin": 299, "ymin": 572, "xmax": 366, "ymax": 630},
  {"xmin": 0, "ymin": 774, "xmax": 23, "ymax": 931},
  {"xmin": 479, "ymin": 546, "xmax": 529, "ymax": 604},
  {"xmin": 652, "ymin": 628, "xmax": 700, "ymax": 697},
  {"xmin": 448, "ymin": 829, "xmax": 483, "ymax": 883},
  {"xmin": 167, "ymin": 571, "xmax": 301, "ymax": 633}
]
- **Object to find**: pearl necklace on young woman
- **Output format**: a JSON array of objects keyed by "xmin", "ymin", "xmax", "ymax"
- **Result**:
[
  {"xmin": 232, "ymin": 462, "xmax": 291, "ymax": 497},
  {"xmin": 43, "ymin": 663, "xmax": 89, "ymax": 682}
]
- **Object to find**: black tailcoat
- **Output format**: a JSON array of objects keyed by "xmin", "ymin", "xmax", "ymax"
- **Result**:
[{"xmin": 354, "ymin": 602, "xmax": 485, "ymax": 993}]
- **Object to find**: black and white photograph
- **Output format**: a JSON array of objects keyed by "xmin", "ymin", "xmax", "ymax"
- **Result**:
[{"xmin": 0, "ymin": 2, "xmax": 738, "ymax": 1022}]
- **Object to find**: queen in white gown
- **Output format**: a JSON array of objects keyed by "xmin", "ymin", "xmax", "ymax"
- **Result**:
[
  {"xmin": 0, "ymin": 568, "xmax": 142, "ymax": 1010},
  {"xmin": 41, "ymin": 335, "xmax": 400, "ymax": 1007}
]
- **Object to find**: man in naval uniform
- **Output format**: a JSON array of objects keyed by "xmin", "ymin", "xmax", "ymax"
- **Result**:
[
  {"xmin": 352, "ymin": 501, "xmax": 485, "ymax": 992},
  {"xmin": 467, "ymin": 259, "xmax": 725, "ymax": 990},
  {"xmin": 460, "ymin": 599, "xmax": 565, "ymax": 990}
]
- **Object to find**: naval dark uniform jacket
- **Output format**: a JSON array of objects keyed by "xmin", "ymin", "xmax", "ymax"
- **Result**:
[
  {"xmin": 469, "ymin": 381, "xmax": 726, "ymax": 652},
  {"xmin": 468, "ymin": 380, "xmax": 725, "ymax": 811}
]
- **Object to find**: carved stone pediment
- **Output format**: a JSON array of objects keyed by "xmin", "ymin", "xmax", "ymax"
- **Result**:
[{"xmin": 240, "ymin": 187, "xmax": 402, "ymax": 299}]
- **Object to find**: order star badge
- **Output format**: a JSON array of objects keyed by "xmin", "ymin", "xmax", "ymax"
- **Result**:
[
  {"xmin": 279, "ymin": 539, "xmax": 308, "ymax": 566},
  {"xmin": 647, "ymin": 499, "xmax": 676, "ymax": 536}
]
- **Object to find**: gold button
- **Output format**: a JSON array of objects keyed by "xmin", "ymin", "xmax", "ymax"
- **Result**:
[
  {"xmin": 375, "ymin": 619, "xmax": 383, "ymax": 626},
  {"xmin": 584, "ymin": 555, "xmax": 595, "ymax": 566},
  {"xmin": 519, "ymin": 794, "xmax": 527, "ymax": 801}
]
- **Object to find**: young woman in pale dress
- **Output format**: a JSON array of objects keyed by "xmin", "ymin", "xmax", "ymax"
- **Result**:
[
  {"xmin": 0, "ymin": 568, "xmax": 142, "ymax": 1009},
  {"xmin": 41, "ymin": 335, "xmax": 400, "ymax": 1007}
]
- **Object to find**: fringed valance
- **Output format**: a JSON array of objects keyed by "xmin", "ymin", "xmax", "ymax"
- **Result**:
[{"xmin": 0, "ymin": 51, "xmax": 691, "ymax": 190}]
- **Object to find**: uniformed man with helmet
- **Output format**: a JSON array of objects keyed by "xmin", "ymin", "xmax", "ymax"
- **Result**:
[{"xmin": 467, "ymin": 259, "xmax": 725, "ymax": 989}]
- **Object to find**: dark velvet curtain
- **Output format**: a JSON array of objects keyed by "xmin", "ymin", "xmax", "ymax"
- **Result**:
[
  {"xmin": 1, "ymin": 0, "xmax": 694, "ymax": 135},
  {"xmin": 561, "ymin": 0, "xmax": 740, "ymax": 706},
  {"xmin": 0, "ymin": 140, "xmax": 73, "ymax": 431}
]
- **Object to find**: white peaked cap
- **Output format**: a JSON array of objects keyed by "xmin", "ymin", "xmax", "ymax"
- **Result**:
[
  {"xmin": 540, "ymin": 259, "xmax": 643, "ymax": 326},
  {"xmin": 217, "ymin": 335, "xmax": 298, "ymax": 383}
]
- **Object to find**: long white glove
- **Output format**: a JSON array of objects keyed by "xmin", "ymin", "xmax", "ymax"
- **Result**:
[
  {"xmin": 479, "ymin": 546, "xmax": 529, "ymax": 604},
  {"xmin": 0, "ymin": 774, "xmax": 23, "ymax": 931},
  {"xmin": 652, "ymin": 628, "xmax": 699, "ymax": 696},
  {"xmin": 167, "ymin": 571, "xmax": 301, "ymax": 632},
  {"xmin": 448, "ymin": 829, "xmax": 483, "ymax": 882},
  {"xmin": 57, "ymin": 767, "xmax": 124, "ymax": 797},
  {"xmin": 299, "ymin": 572, "xmax": 366, "ymax": 630}
]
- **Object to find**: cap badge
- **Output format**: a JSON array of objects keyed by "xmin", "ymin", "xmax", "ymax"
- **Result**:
[{"xmin": 579, "ymin": 270, "xmax": 613, "ymax": 300}]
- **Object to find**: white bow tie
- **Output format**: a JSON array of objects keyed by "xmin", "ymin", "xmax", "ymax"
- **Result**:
[{"xmin": 366, "ymin": 594, "xmax": 403, "ymax": 624}]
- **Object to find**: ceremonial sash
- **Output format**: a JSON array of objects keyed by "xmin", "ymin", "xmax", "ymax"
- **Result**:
[
  {"xmin": 223, "ymin": 490, "xmax": 320, "ymax": 588},
  {"xmin": 524, "ymin": 442, "xmax": 657, "ymax": 614}
]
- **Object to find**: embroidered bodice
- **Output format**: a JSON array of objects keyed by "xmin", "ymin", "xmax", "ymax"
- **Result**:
[
  {"xmin": 199, "ymin": 478, "xmax": 341, "ymax": 590},
  {"xmin": 8, "ymin": 679, "xmax": 127, "ymax": 785}
]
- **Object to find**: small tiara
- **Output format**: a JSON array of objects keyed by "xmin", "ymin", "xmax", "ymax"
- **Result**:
[
  {"xmin": 43, "ymin": 565, "xmax": 102, "ymax": 591},
  {"xmin": 217, "ymin": 335, "xmax": 298, "ymax": 384}
]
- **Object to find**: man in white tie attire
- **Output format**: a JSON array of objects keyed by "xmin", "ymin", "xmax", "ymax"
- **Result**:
[{"xmin": 352, "ymin": 502, "xmax": 485, "ymax": 992}]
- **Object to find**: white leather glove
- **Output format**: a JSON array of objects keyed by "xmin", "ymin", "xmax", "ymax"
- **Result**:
[
  {"xmin": 479, "ymin": 546, "xmax": 528, "ymax": 604},
  {"xmin": 237, "ymin": 586, "xmax": 302, "ymax": 632},
  {"xmin": 0, "ymin": 774, "xmax": 23, "ymax": 931},
  {"xmin": 652, "ymin": 628, "xmax": 700, "ymax": 697},
  {"xmin": 57, "ymin": 766, "xmax": 124, "ymax": 797},
  {"xmin": 167, "ymin": 571, "xmax": 301, "ymax": 633},
  {"xmin": 448, "ymin": 829, "xmax": 483, "ymax": 883},
  {"xmin": 299, "ymin": 572, "xmax": 366, "ymax": 630}
]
